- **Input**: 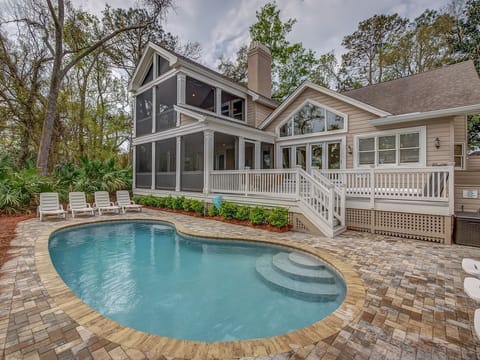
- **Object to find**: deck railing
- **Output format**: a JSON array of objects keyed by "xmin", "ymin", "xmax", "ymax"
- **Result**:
[
  {"xmin": 315, "ymin": 166, "xmax": 454, "ymax": 213},
  {"xmin": 209, "ymin": 168, "xmax": 346, "ymax": 235}
]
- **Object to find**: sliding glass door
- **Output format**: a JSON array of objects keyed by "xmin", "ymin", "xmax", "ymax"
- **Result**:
[{"xmin": 280, "ymin": 141, "xmax": 342, "ymax": 172}]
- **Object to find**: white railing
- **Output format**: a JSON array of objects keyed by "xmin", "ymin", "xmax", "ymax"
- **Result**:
[
  {"xmin": 316, "ymin": 166, "xmax": 454, "ymax": 212},
  {"xmin": 209, "ymin": 168, "xmax": 346, "ymax": 236}
]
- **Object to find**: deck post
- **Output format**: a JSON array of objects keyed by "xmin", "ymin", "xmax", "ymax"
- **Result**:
[
  {"xmin": 295, "ymin": 166, "xmax": 301, "ymax": 200},
  {"xmin": 151, "ymin": 142, "xmax": 155, "ymax": 190},
  {"xmin": 328, "ymin": 186, "xmax": 334, "ymax": 227},
  {"xmin": 369, "ymin": 166, "xmax": 375, "ymax": 209},
  {"xmin": 175, "ymin": 136, "xmax": 181, "ymax": 192},
  {"xmin": 448, "ymin": 165, "xmax": 454, "ymax": 215},
  {"xmin": 203, "ymin": 130, "xmax": 214, "ymax": 194},
  {"xmin": 244, "ymin": 166, "xmax": 250, "ymax": 196}
]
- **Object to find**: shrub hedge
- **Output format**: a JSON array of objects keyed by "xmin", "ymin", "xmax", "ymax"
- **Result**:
[{"xmin": 133, "ymin": 195, "xmax": 289, "ymax": 228}]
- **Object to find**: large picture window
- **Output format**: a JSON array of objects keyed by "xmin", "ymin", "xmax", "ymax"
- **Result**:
[
  {"xmin": 135, "ymin": 89, "xmax": 153, "ymax": 137},
  {"xmin": 279, "ymin": 102, "xmax": 344, "ymax": 137},
  {"xmin": 186, "ymin": 77, "xmax": 215, "ymax": 112},
  {"xmin": 157, "ymin": 55, "xmax": 170, "ymax": 77},
  {"xmin": 356, "ymin": 128, "xmax": 423, "ymax": 167}
]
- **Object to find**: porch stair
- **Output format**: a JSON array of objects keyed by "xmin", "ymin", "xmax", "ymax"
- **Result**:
[{"xmin": 256, "ymin": 253, "xmax": 339, "ymax": 301}]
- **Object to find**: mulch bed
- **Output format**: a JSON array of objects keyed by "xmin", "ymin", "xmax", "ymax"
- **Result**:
[{"xmin": 0, "ymin": 214, "xmax": 35, "ymax": 266}]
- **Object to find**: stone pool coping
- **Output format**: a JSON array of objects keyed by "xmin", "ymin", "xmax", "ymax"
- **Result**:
[{"xmin": 34, "ymin": 214, "xmax": 366, "ymax": 359}]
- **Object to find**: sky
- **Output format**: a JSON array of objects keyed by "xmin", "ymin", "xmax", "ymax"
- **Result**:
[{"xmin": 74, "ymin": 0, "xmax": 452, "ymax": 69}]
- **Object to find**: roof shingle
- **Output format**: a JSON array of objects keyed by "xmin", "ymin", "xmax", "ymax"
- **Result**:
[{"xmin": 342, "ymin": 61, "xmax": 480, "ymax": 115}]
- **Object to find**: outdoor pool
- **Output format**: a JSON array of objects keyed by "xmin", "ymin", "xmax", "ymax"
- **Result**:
[{"xmin": 49, "ymin": 221, "xmax": 346, "ymax": 342}]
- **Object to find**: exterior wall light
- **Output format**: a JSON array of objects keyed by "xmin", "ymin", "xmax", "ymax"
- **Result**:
[
  {"xmin": 434, "ymin": 137, "xmax": 440, "ymax": 149},
  {"xmin": 347, "ymin": 145, "xmax": 353, "ymax": 154}
]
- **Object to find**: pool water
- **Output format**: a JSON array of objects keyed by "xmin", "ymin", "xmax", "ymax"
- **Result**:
[{"xmin": 49, "ymin": 221, "xmax": 345, "ymax": 341}]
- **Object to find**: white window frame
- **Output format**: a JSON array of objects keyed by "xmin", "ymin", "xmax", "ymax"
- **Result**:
[
  {"xmin": 454, "ymin": 142, "xmax": 465, "ymax": 170},
  {"xmin": 275, "ymin": 99, "xmax": 348, "ymax": 139},
  {"xmin": 354, "ymin": 126, "xmax": 426, "ymax": 168}
]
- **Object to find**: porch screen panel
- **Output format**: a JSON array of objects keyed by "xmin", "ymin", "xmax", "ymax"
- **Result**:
[
  {"xmin": 185, "ymin": 77, "xmax": 215, "ymax": 112},
  {"xmin": 245, "ymin": 142, "xmax": 255, "ymax": 169},
  {"xmin": 155, "ymin": 138, "xmax": 176, "ymax": 190},
  {"xmin": 156, "ymin": 76, "xmax": 177, "ymax": 132},
  {"xmin": 181, "ymin": 132, "xmax": 204, "ymax": 192},
  {"xmin": 135, "ymin": 143, "xmax": 152, "ymax": 188},
  {"xmin": 135, "ymin": 89, "xmax": 153, "ymax": 137}
]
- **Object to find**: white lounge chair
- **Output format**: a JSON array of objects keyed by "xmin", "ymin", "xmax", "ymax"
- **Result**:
[
  {"xmin": 475, "ymin": 309, "xmax": 480, "ymax": 339},
  {"xmin": 38, "ymin": 192, "xmax": 66, "ymax": 221},
  {"xmin": 94, "ymin": 191, "xmax": 120, "ymax": 216},
  {"xmin": 68, "ymin": 192, "xmax": 95, "ymax": 218},
  {"xmin": 463, "ymin": 258, "xmax": 480, "ymax": 277},
  {"xmin": 464, "ymin": 277, "xmax": 480, "ymax": 301},
  {"xmin": 116, "ymin": 191, "xmax": 142, "ymax": 214}
]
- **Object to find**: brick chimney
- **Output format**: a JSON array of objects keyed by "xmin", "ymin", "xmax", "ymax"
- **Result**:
[{"xmin": 247, "ymin": 41, "xmax": 272, "ymax": 99}]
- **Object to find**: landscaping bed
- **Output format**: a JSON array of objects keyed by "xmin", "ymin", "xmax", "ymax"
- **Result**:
[{"xmin": 0, "ymin": 214, "xmax": 35, "ymax": 266}]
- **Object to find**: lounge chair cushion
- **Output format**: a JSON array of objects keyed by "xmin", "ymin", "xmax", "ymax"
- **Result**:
[
  {"xmin": 462, "ymin": 259, "xmax": 480, "ymax": 277},
  {"xmin": 464, "ymin": 277, "xmax": 480, "ymax": 301}
]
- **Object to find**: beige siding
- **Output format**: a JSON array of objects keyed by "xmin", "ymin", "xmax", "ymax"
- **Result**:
[
  {"xmin": 467, "ymin": 155, "xmax": 480, "ymax": 171},
  {"xmin": 454, "ymin": 170, "xmax": 480, "ymax": 212},
  {"xmin": 247, "ymin": 96, "xmax": 275, "ymax": 129},
  {"xmin": 454, "ymin": 115, "xmax": 467, "ymax": 143},
  {"xmin": 264, "ymin": 87, "xmax": 457, "ymax": 168},
  {"xmin": 180, "ymin": 114, "xmax": 197, "ymax": 126}
]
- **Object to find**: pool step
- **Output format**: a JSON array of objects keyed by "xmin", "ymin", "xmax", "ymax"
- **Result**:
[
  {"xmin": 272, "ymin": 253, "xmax": 334, "ymax": 283},
  {"xmin": 255, "ymin": 255, "xmax": 339, "ymax": 301},
  {"xmin": 288, "ymin": 252, "xmax": 325, "ymax": 269}
]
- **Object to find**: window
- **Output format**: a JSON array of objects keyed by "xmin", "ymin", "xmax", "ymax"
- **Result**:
[
  {"xmin": 296, "ymin": 146, "xmax": 307, "ymax": 170},
  {"xmin": 135, "ymin": 89, "xmax": 153, "ymax": 137},
  {"xmin": 282, "ymin": 147, "xmax": 291, "ymax": 168},
  {"xmin": 279, "ymin": 102, "xmax": 344, "ymax": 137},
  {"xmin": 261, "ymin": 143, "xmax": 274, "ymax": 169},
  {"xmin": 356, "ymin": 128, "xmax": 423, "ymax": 167},
  {"xmin": 221, "ymin": 91, "xmax": 245, "ymax": 121},
  {"xmin": 245, "ymin": 142, "xmax": 255, "ymax": 168},
  {"xmin": 135, "ymin": 143, "xmax": 152, "ymax": 188},
  {"xmin": 141, "ymin": 63, "xmax": 153, "ymax": 86},
  {"xmin": 157, "ymin": 55, "xmax": 170, "ymax": 77},
  {"xmin": 186, "ymin": 77, "xmax": 215, "ymax": 112},
  {"xmin": 155, "ymin": 76, "xmax": 177, "ymax": 132},
  {"xmin": 311, "ymin": 144, "xmax": 323, "ymax": 168},
  {"xmin": 455, "ymin": 143, "xmax": 465, "ymax": 169}
]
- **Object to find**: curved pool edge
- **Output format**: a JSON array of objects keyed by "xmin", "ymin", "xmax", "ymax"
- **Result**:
[{"xmin": 34, "ymin": 213, "xmax": 366, "ymax": 359}]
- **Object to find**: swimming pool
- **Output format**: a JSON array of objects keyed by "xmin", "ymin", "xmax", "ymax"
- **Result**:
[{"xmin": 49, "ymin": 221, "xmax": 346, "ymax": 342}]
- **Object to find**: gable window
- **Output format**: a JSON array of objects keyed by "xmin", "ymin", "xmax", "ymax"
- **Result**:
[
  {"xmin": 135, "ymin": 89, "xmax": 153, "ymax": 137},
  {"xmin": 141, "ymin": 63, "xmax": 154, "ymax": 86},
  {"xmin": 186, "ymin": 76, "xmax": 215, "ymax": 112},
  {"xmin": 279, "ymin": 102, "xmax": 345, "ymax": 137},
  {"xmin": 455, "ymin": 143, "xmax": 465, "ymax": 169},
  {"xmin": 155, "ymin": 76, "xmax": 177, "ymax": 132},
  {"xmin": 221, "ymin": 91, "xmax": 245, "ymax": 121},
  {"xmin": 356, "ymin": 128, "xmax": 424, "ymax": 167},
  {"xmin": 157, "ymin": 55, "xmax": 170, "ymax": 77}
]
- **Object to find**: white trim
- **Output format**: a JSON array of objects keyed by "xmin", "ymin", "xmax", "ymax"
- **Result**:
[
  {"xmin": 247, "ymin": 90, "xmax": 278, "ymax": 108},
  {"xmin": 173, "ymin": 105, "xmax": 206, "ymax": 122},
  {"xmin": 258, "ymin": 81, "xmax": 390, "ymax": 130},
  {"xmin": 134, "ymin": 69, "xmax": 177, "ymax": 95},
  {"xmin": 353, "ymin": 126, "xmax": 426, "ymax": 168},
  {"xmin": 369, "ymin": 104, "xmax": 480, "ymax": 126},
  {"xmin": 133, "ymin": 122, "xmax": 206, "ymax": 145},
  {"xmin": 274, "ymin": 98, "xmax": 349, "ymax": 138}
]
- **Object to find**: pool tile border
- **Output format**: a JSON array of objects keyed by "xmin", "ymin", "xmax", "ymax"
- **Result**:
[{"xmin": 34, "ymin": 214, "xmax": 366, "ymax": 359}]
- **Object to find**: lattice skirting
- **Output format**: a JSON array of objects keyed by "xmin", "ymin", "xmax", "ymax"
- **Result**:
[{"xmin": 346, "ymin": 209, "xmax": 452, "ymax": 244}]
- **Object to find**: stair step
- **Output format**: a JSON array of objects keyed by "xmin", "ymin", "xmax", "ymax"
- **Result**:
[
  {"xmin": 255, "ymin": 255, "xmax": 339, "ymax": 301},
  {"xmin": 288, "ymin": 252, "xmax": 325, "ymax": 269},
  {"xmin": 272, "ymin": 253, "xmax": 334, "ymax": 283}
]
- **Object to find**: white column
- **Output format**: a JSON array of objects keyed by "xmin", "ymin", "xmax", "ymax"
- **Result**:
[
  {"xmin": 306, "ymin": 144, "xmax": 312, "ymax": 173},
  {"xmin": 151, "ymin": 142, "xmax": 155, "ymax": 190},
  {"xmin": 176, "ymin": 136, "xmax": 181, "ymax": 192},
  {"xmin": 177, "ymin": 73, "xmax": 186, "ymax": 105},
  {"xmin": 238, "ymin": 137, "xmax": 245, "ymax": 170},
  {"xmin": 203, "ymin": 130, "xmax": 214, "ymax": 194},
  {"xmin": 132, "ymin": 145, "xmax": 136, "ymax": 189},
  {"xmin": 152, "ymin": 86, "xmax": 156, "ymax": 133},
  {"xmin": 254, "ymin": 141, "xmax": 261, "ymax": 169},
  {"xmin": 275, "ymin": 143, "xmax": 282, "ymax": 169},
  {"xmin": 215, "ymin": 88, "xmax": 222, "ymax": 115}
]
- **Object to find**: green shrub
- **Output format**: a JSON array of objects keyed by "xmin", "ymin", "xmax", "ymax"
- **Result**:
[
  {"xmin": 173, "ymin": 196, "xmax": 185, "ymax": 210},
  {"xmin": 249, "ymin": 206, "xmax": 267, "ymax": 225},
  {"xmin": 182, "ymin": 198, "xmax": 192, "ymax": 212},
  {"xmin": 235, "ymin": 206, "xmax": 250, "ymax": 221},
  {"xmin": 165, "ymin": 196, "xmax": 174, "ymax": 209},
  {"xmin": 219, "ymin": 201, "xmax": 238, "ymax": 219},
  {"xmin": 191, "ymin": 200, "xmax": 204, "ymax": 214},
  {"xmin": 207, "ymin": 204, "xmax": 218, "ymax": 216},
  {"xmin": 155, "ymin": 197, "xmax": 166, "ymax": 208},
  {"xmin": 267, "ymin": 207, "xmax": 289, "ymax": 227}
]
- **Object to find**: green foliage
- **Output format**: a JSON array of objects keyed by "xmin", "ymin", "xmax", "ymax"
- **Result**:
[
  {"xmin": 452, "ymin": 0, "xmax": 480, "ymax": 74},
  {"xmin": 468, "ymin": 114, "xmax": 480, "ymax": 150},
  {"xmin": 182, "ymin": 198, "xmax": 192, "ymax": 212},
  {"xmin": 172, "ymin": 196, "xmax": 185, "ymax": 210},
  {"xmin": 235, "ymin": 206, "xmax": 250, "ymax": 221},
  {"xmin": 249, "ymin": 206, "xmax": 267, "ymax": 225},
  {"xmin": 165, "ymin": 196, "xmax": 174, "ymax": 209},
  {"xmin": 191, "ymin": 200, "xmax": 204, "ymax": 214},
  {"xmin": 219, "ymin": 202, "xmax": 238, "ymax": 219},
  {"xmin": 267, "ymin": 207, "xmax": 289, "ymax": 227},
  {"xmin": 207, "ymin": 204, "xmax": 219, "ymax": 217}
]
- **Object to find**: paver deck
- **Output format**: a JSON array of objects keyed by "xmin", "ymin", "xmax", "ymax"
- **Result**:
[{"xmin": 1, "ymin": 209, "xmax": 480, "ymax": 359}]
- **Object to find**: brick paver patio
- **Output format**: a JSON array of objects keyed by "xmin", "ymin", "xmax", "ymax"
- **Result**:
[{"xmin": 1, "ymin": 209, "xmax": 480, "ymax": 359}]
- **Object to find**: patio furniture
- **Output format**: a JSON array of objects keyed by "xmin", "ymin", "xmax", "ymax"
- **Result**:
[
  {"xmin": 38, "ymin": 192, "xmax": 66, "ymax": 221},
  {"xmin": 68, "ymin": 192, "xmax": 95, "ymax": 218},
  {"xmin": 94, "ymin": 191, "xmax": 120, "ymax": 216},
  {"xmin": 464, "ymin": 277, "xmax": 480, "ymax": 301},
  {"xmin": 462, "ymin": 258, "xmax": 480, "ymax": 276},
  {"xmin": 116, "ymin": 190, "xmax": 142, "ymax": 214}
]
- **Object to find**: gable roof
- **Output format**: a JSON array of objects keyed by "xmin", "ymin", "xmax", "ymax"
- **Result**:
[
  {"xmin": 258, "ymin": 81, "xmax": 391, "ymax": 130},
  {"xmin": 343, "ymin": 61, "xmax": 480, "ymax": 115}
]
